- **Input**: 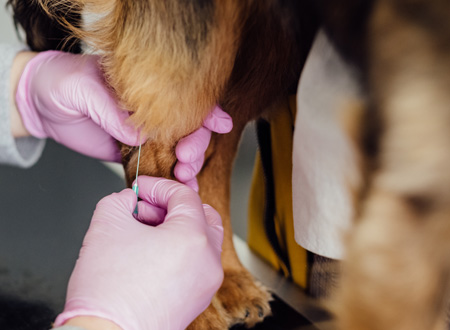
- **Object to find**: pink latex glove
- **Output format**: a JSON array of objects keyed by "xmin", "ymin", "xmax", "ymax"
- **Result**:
[
  {"xmin": 15, "ymin": 50, "xmax": 233, "ymax": 181},
  {"xmin": 15, "ymin": 50, "xmax": 143, "ymax": 162},
  {"xmin": 174, "ymin": 105, "xmax": 233, "ymax": 191},
  {"xmin": 54, "ymin": 176, "xmax": 224, "ymax": 330}
]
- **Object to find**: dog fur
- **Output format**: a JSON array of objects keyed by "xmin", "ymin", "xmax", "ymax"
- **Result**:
[
  {"xmin": 8, "ymin": 0, "xmax": 450, "ymax": 329},
  {"xmin": 326, "ymin": 1, "xmax": 450, "ymax": 329}
]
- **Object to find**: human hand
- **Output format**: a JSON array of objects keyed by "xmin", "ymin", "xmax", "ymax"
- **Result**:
[
  {"xmin": 174, "ymin": 105, "xmax": 232, "ymax": 191},
  {"xmin": 54, "ymin": 176, "xmax": 224, "ymax": 330},
  {"xmin": 15, "ymin": 50, "xmax": 143, "ymax": 162}
]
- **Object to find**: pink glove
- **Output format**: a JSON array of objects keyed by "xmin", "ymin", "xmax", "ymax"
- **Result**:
[
  {"xmin": 174, "ymin": 105, "xmax": 233, "ymax": 191},
  {"xmin": 15, "ymin": 50, "xmax": 233, "ymax": 181},
  {"xmin": 54, "ymin": 176, "xmax": 224, "ymax": 330},
  {"xmin": 15, "ymin": 50, "xmax": 143, "ymax": 162}
]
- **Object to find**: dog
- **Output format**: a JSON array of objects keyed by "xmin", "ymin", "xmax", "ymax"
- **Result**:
[{"xmin": 8, "ymin": 0, "xmax": 450, "ymax": 329}]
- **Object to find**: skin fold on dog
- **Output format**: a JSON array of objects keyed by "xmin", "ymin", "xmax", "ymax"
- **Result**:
[{"xmin": 8, "ymin": 0, "xmax": 450, "ymax": 329}]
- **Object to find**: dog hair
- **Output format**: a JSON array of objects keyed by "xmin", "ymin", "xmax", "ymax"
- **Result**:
[{"xmin": 8, "ymin": 0, "xmax": 450, "ymax": 329}]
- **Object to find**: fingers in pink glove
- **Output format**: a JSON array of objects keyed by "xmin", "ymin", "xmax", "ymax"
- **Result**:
[
  {"xmin": 202, "ymin": 204, "xmax": 222, "ymax": 227},
  {"xmin": 184, "ymin": 178, "xmax": 199, "ymax": 192},
  {"xmin": 202, "ymin": 204, "xmax": 224, "ymax": 252},
  {"xmin": 174, "ymin": 106, "xmax": 232, "ymax": 185},
  {"xmin": 135, "ymin": 200, "xmax": 167, "ymax": 226},
  {"xmin": 174, "ymin": 153, "xmax": 204, "ymax": 184},
  {"xmin": 56, "ymin": 177, "xmax": 224, "ymax": 330},
  {"xmin": 135, "ymin": 176, "xmax": 199, "ymax": 206},
  {"xmin": 202, "ymin": 105, "xmax": 233, "ymax": 134},
  {"xmin": 134, "ymin": 176, "xmax": 204, "ymax": 223},
  {"xmin": 175, "ymin": 106, "xmax": 232, "ymax": 164},
  {"xmin": 16, "ymin": 51, "xmax": 145, "ymax": 162},
  {"xmin": 74, "ymin": 57, "xmax": 145, "ymax": 147},
  {"xmin": 133, "ymin": 176, "xmax": 224, "ymax": 256},
  {"xmin": 104, "ymin": 188, "xmax": 167, "ymax": 226},
  {"xmin": 174, "ymin": 128, "xmax": 206, "ymax": 189},
  {"xmin": 176, "ymin": 127, "xmax": 211, "ymax": 164},
  {"xmin": 96, "ymin": 188, "xmax": 137, "ymax": 214},
  {"xmin": 92, "ymin": 102, "xmax": 146, "ymax": 147}
]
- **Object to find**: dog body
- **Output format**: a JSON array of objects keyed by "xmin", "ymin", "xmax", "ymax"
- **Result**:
[{"xmin": 9, "ymin": 0, "xmax": 450, "ymax": 328}]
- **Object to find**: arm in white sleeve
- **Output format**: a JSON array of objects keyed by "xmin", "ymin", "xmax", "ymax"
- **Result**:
[{"xmin": 0, "ymin": 43, "xmax": 45, "ymax": 168}]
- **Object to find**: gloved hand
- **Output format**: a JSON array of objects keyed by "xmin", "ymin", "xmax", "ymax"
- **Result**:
[
  {"xmin": 15, "ymin": 50, "xmax": 144, "ymax": 162},
  {"xmin": 15, "ymin": 50, "xmax": 232, "ymax": 182},
  {"xmin": 174, "ymin": 105, "xmax": 233, "ymax": 191},
  {"xmin": 54, "ymin": 176, "xmax": 224, "ymax": 330}
]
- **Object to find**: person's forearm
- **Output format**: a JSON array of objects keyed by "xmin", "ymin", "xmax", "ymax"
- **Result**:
[
  {"xmin": 9, "ymin": 51, "xmax": 36, "ymax": 138},
  {"xmin": 61, "ymin": 316, "xmax": 122, "ymax": 330}
]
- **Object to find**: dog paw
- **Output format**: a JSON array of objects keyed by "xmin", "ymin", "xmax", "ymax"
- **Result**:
[
  {"xmin": 189, "ymin": 268, "xmax": 272, "ymax": 329},
  {"xmin": 187, "ymin": 295, "xmax": 231, "ymax": 330},
  {"xmin": 217, "ymin": 268, "xmax": 272, "ymax": 328}
]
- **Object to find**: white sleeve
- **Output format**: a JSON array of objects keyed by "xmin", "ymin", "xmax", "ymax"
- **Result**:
[{"xmin": 0, "ymin": 43, "xmax": 45, "ymax": 168}]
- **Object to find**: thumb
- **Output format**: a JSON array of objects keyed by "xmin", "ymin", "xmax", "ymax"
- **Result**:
[
  {"xmin": 202, "ymin": 204, "xmax": 224, "ymax": 252},
  {"xmin": 202, "ymin": 106, "xmax": 233, "ymax": 134},
  {"xmin": 96, "ymin": 188, "xmax": 137, "ymax": 215},
  {"xmin": 202, "ymin": 204, "xmax": 222, "ymax": 227}
]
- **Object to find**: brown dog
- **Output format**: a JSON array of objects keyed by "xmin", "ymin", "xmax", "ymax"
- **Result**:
[{"xmin": 8, "ymin": 0, "xmax": 450, "ymax": 329}]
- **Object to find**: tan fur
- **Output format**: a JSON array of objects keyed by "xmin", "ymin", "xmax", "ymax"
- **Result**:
[
  {"xmin": 338, "ymin": 100, "xmax": 366, "ymax": 219},
  {"xmin": 331, "ymin": 1, "xmax": 450, "ymax": 329},
  {"xmin": 39, "ymin": 0, "xmax": 246, "ymax": 143},
  {"xmin": 334, "ymin": 190, "xmax": 450, "ymax": 330}
]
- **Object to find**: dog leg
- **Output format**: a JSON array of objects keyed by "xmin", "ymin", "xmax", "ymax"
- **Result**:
[
  {"xmin": 332, "ymin": 1, "xmax": 450, "ymax": 328},
  {"xmin": 188, "ymin": 120, "xmax": 272, "ymax": 329},
  {"xmin": 121, "ymin": 120, "xmax": 272, "ymax": 329},
  {"xmin": 121, "ymin": 140, "xmax": 176, "ymax": 188}
]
